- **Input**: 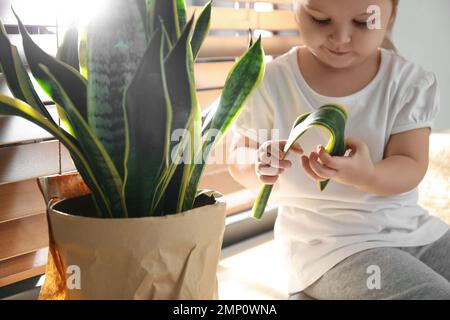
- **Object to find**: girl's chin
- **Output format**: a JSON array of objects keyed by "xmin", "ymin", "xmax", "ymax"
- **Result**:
[
  {"xmin": 309, "ymin": 47, "xmax": 356, "ymax": 69},
  {"xmin": 319, "ymin": 56, "xmax": 354, "ymax": 69},
  {"xmin": 319, "ymin": 52, "xmax": 356, "ymax": 69}
]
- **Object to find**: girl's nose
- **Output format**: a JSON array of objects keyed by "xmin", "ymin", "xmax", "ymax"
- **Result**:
[{"xmin": 328, "ymin": 26, "xmax": 352, "ymax": 45}]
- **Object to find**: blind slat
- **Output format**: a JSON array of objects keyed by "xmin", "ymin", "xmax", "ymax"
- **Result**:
[
  {"xmin": 0, "ymin": 141, "xmax": 60, "ymax": 185},
  {"xmin": 195, "ymin": 61, "xmax": 234, "ymax": 90},
  {"xmin": 0, "ymin": 179, "xmax": 45, "ymax": 224},
  {"xmin": 0, "ymin": 214, "xmax": 48, "ymax": 262},
  {"xmin": 199, "ymin": 167, "xmax": 245, "ymax": 195},
  {"xmin": 188, "ymin": 6, "xmax": 297, "ymax": 31},
  {"xmin": 197, "ymin": 88, "xmax": 221, "ymax": 109},
  {"xmin": 199, "ymin": 35, "xmax": 299, "ymax": 59},
  {"xmin": 0, "ymin": 247, "xmax": 48, "ymax": 287},
  {"xmin": 224, "ymin": 189, "xmax": 256, "ymax": 216},
  {"xmin": 0, "ymin": 105, "xmax": 58, "ymax": 146}
]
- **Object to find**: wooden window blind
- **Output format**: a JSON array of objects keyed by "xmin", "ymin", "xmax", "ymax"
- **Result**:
[{"xmin": 0, "ymin": 0, "xmax": 298, "ymax": 287}]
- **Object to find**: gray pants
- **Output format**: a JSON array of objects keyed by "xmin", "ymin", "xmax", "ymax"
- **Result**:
[{"xmin": 301, "ymin": 229, "xmax": 450, "ymax": 300}]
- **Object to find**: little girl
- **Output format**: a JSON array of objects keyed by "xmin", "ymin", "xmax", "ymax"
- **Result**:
[{"xmin": 228, "ymin": 0, "xmax": 450, "ymax": 299}]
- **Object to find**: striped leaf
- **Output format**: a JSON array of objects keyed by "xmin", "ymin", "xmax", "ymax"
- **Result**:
[
  {"xmin": 122, "ymin": 28, "xmax": 169, "ymax": 217},
  {"xmin": 40, "ymin": 65, "xmax": 127, "ymax": 218},
  {"xmin": 158, "ymin": 17, "xmax": 198, "ymax": 215},
  {"xmin": 57, "ymin": 25, "xmax": 80, "ymax": 72},
  {"xmin": 145, "ymin": 0, "xmax": 156, "ymax": 36},
  {"xmin": 183, "ymin": 36, "xmax": 265, "ymax": 212},
  {"xmin": 79, "ymin": 31, "xmax": 88, "ymax": 78},
  {"xmin": 176, "ymin": 0, "xmax": 187, "ymax": 32},
  {"xmin": 87, "ymin": 0, "xmax": 147, "ymax": 179},
  {"xmin": 0, "ymin": 20, "xmax": 54, "ymax": 122},
  {"xmin": 0, "ymin": 95, "xmax": 112, "ymax": 218},
  {"xmin": 191, "ymin": 1, "xmax": 211, "ymax": 60},
  {"xmin": 150, "ymin": 0, "xmax": 180, "ymax": 45},
  {"xmin": 55, "ymin": 25, "xmax": 81, "ymax": 135},
  {"xmin": 142, "ymin": 17, "xmax": 197, "ymax": 215},
  {"xmin": 200, "ymin": 37, "xmax": 264, "ymax": 139},
  {"xmin": 136, "ymin": 0, "xmax": 148, "ymax": 36},
  {"xmin": 13, "ymin": 9, "xmax": 88, "ymax": 121},
  {"xmin": 252, "ymin": 104, "xmax": 349, "ymax": 220}
]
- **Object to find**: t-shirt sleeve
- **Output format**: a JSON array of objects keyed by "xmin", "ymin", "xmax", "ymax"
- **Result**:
[
  {"xmin": 230, "ymin": 81, "xmax": 275, "ymax": 144},
  {"xmin": 391, "ymin": 71, "xmax": 440, "ymax": 135}
]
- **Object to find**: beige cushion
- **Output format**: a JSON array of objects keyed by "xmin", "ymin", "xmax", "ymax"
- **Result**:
[{"xmin": 288, "ymin": 291, "xmax": 316, "ymax": 300}]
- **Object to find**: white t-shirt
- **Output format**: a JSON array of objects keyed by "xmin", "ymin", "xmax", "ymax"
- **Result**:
[{"xmin": 231, "ymin": 46, "xmax": 450, "ymax": 294}]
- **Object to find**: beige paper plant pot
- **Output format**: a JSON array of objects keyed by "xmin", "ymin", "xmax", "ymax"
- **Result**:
[{"xmin": 37, "ymin": 172, "xmax": 226, "ymax": 300}]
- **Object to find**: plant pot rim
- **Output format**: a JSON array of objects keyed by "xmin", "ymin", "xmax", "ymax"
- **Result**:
[{"xmin": 48, "ymin": 191, "xmax": 226, "ymax": 222}]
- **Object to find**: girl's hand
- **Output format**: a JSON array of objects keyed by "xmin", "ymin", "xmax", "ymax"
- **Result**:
[
  {"xmin": 301, "ymin": 137, "xmax": 376, "ymax": 189},
  {"xmin": 256, "ymin": 140, "xmax": 304, "ymax": 185}
]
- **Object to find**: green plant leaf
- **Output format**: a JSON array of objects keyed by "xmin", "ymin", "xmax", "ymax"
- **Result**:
[
  {"xmin": 13, "ymin": 9, "xmax": 88, "ymax": 121},
  {"xmin": 201, "ymin": 37, "xmax": 264, "ymax": 138},
  {"xmin": 57, "ymin": 25, "xmax": 80, "ymax": 72},
  {"xmin": 69, "ymin": 152, "xmax": 111, "ymax": 218},
  {"xmin": 176, "ymin": 0, "xmax": 187, "ymax": 33},
  {"xmin": 148, "ymin": 16, "xmax": 199, "ymax": 215},
  {"xmin": 40, "ymin": 65, "xmax": 127, "ymax": 218},
  {"xmin": 145, "ymin": 0, "xmax": 155, "ymax": 35},
  {"xmin": 87, "ymin": 0, "xmax": 147, "ymax": 180},
  {"xmin": 122, "ymin": 28, "xmax": 169, "ymax": 217},
  {"xmin": 0, "ymin": 20, "xmax": 54, "ymax": 122},
  {"xmin": 159, "ymin": 17, "xmax": 198, "ymax": 214},
  {"xmin": 55, "ymin": 25, "xmax": 82, "ymax": 136},
  {"xmin": 136, "ymin": 0, "xmax": 148, "ymax": 36},
  {"xmin": 183, "ymin": 36, "xmax": 265, "ymax": 212},
  {"xmin": 252, "ymin": 104, "xmax": 349, "ymax": 220},
  {"xmin": 78, "ymin": 30, "xmax": 88, "ymax": 78},
  {"xmin": 191, "ymin": 1, "xmax": 211, "ymax": 60},
  {"xmin": 0, "ymin": 94, "xmax": 112, "ymax": 218},
  {"xmin": 151, "ymin": 0, "xmax": 180, "ymax": 44}
]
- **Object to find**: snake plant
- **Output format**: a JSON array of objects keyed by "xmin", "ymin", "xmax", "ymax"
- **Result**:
[
  {"xmin": 0, "ymin": 0, "xmax": 265, "ymax": 218},
  {"xmin": 252, "ymin": 104, "xmax": 348, "ymax": 220}
]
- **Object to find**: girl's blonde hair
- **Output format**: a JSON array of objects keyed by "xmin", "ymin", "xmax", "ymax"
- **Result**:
[{"xmin": 292, "ymin": 0, "xmax": 400, "ymax": 52}]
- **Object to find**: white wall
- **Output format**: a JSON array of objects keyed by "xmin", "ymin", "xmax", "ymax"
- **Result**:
[{"xmin": 392, "ymin": 0, "xmax": 450, "ymax": 131}]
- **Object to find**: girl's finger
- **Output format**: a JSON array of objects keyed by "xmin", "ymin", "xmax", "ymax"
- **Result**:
[
  {"xmin": 259, "ymin": 175, "xmax": 279, "ymax": 185},
  {"xmin": 270, "ymin": 159, "xmax": 292, "ymax": 169},
  {"xmin": 308, "ymin": 152, "xmax": 337, "ymax": 179},
  {"xmin": 258, "ymin": 151, "xmax": 291, "ymax": 168},
  {"xmin": 316, "ymin": 145, "xmax": 342, "ymax": 170},
  {"xmin": 268, "ymin": 140, "xmax": 303, "ymax": 159},
  {"xmin": 301, "ymin": 155, "xmax": 327, "ymax": 182},
  {"xmin": 258, "ymin": 149, "xmax": 272, "ymax": 165},
  {"xmin": 344, "ymin": 136, "xmax": 362, "ymax": 150},
  {"xmin": 286, "ymin": 142, "xmax": 304, "ymax": 155},
  {"xmin": 259, "ymin": 143, "xmax": 283, "ymax": 164},
  {"xmin": 257, "ymin": 163, "xmax": 285, "ymax": 176}
]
